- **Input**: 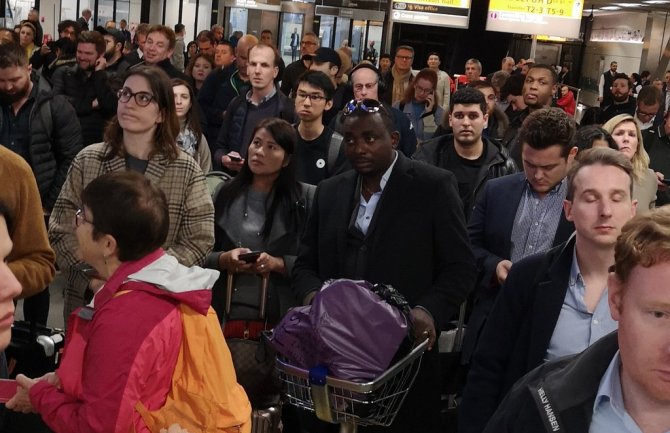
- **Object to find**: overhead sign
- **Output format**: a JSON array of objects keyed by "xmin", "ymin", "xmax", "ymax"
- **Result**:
[
  {"xmin": 486, "ymin": 0, "xmax": 584, "ymax": 39},
  {"xmin": 391, "ymin": 0, "xmax": 471, "ymax": 28}
]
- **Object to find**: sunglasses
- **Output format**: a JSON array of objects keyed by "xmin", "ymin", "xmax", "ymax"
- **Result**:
[{"xmin": 343, "ymin": 99, "xmax": 384, "ymax": 116}]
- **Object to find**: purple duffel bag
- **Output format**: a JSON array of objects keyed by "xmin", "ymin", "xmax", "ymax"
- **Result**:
[{"xmin": 267, "ymin": 279, "xmax": 411, "ymax": 381}]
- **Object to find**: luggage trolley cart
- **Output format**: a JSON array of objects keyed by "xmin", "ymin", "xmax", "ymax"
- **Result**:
[{"xmin": 275, "ymin": 339, "xmax": 429, "ymax": 433}]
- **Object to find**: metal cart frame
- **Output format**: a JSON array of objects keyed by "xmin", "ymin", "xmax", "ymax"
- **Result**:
[{"xmin": 276, "ymin": 339, "xmax": 429, "ymax": 433}]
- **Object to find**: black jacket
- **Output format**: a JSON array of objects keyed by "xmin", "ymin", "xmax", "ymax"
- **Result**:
[
  {"xmin": 51, "ymin": 64, "xmax": 118, "ymax": 146},
  {"xmin": 206, "ymin": 183, "xmax": 315, "ymax": 323},
  {"xmin": 292, "ymin": 152, "xmax": 476, "ymax": 433},
  {"xmin": 459, "ymin": 236, "xmax": 576, "ymax": 433},
  {"xmin": 0, "ymin": 83, "xmax": 82, "ymax": 210},
  {"xmin": 413, "ymin": 135, "xmax": 517, "ymax": 220},
  {"xmin": 644, "ymin": 125, "xmax": 670, "ymax": 206},
  {"xmin": 482, "ymin": 332, "xmax": 619, "ymax": 433}
]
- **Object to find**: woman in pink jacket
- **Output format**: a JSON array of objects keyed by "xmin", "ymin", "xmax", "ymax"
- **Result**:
[{"xmin": 6, "ymin": 171, "xmax": 248, "ymax": 433}]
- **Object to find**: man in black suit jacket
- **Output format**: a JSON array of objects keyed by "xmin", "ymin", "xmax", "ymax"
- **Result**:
[
  {"xmin": 463, "ymin": 108, "xmax": 578, "ymax": 363},
  {"xmin": 459, "ymin": 148, "xmax": 637, "ymax": 433},
  {"xmin": 293, "ymin": 99, "xmax": 476, "ymax": 433}
]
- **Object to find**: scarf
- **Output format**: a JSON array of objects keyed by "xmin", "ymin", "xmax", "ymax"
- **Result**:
[{"xmin": 391, "ymin": 66, "xmax": 412, "ymax": 105}]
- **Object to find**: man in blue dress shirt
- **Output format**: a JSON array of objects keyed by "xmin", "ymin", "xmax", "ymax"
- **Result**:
[{"xmin": 480, "ymin": 204, "xmax": 670, "ymax": 433}]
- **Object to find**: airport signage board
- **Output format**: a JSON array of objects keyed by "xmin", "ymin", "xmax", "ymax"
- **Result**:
[
  {"xmin": 486, "ymin": 0, "xmax": 584, "ymax": 38},
  {"xmin": 390, "ymin": 0, "xmax": 471, "ymax": 28}
]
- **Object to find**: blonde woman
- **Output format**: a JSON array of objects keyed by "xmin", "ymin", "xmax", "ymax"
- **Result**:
[{"xmin": 602, "ymin": 113, "xmax": 658, "ymax": 211}]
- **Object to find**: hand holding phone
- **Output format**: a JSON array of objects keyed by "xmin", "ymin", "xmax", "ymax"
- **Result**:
[
  {"xmin": 238, "ymin": 251, "xmax": 262, "ymax": 263},
  {"xmin": 424, "ymin": 92, "xmax": 435, "ymax": 112}
]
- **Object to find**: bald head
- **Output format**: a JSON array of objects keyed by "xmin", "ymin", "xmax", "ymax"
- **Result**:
[{"xmin": 236, "ymin": 34, "xmax": 259, "ymax": 81}]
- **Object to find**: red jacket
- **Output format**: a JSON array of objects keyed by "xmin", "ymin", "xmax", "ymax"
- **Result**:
[
  {"xmin": 29, "ymin": 249, "xmax": 219, "ymax": 433},
  {"xmin": 557, "ymin": 91, "xmax": 576, "ymax": 116}
]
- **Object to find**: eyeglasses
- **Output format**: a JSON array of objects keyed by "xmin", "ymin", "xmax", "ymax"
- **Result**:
[
  {"xmin": 636, "ymin": 109, "xmax": 657, "ymax": 119},
  {"xmin": 343, "ymin": 99, "xmax": 383, "ymax": 116},
  {"xmin": 415, "ymin": 84, "xmax": 433, "ymax": 95},
  {"xmin": 117, "ymin": 87, "xmax": 155, "ymax": 107},
  {"xmin": 296, "ymin": 91, "xmax": 327, "ymax": 102},
  {"xmin": 395, "ymin": 55, "xmax": 413, "ymax": 61},
  {"xmin": 301, "ymin": 40, "xmax": 317, "ymax": 46},
  {"xmin": 353, "ymin": 81, "xmax": 378, "ymax": 92},
  {"xmin": 75, "ymin": 208, "xmax": 94, "ymax": 227}
]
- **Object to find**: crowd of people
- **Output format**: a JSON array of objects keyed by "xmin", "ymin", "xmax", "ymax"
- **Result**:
[{"xmin": 0, "ymin": 11, "xmax": 669, "ymax": 433}]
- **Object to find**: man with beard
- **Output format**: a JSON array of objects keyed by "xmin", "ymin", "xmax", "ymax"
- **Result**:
[
  {"xmin": 52, "ymin": 31, "xmax": 118, "ymax": 146},
  {"xmin": 598, "ymin": 61, "xmax": 618, "ymax": 108},
  {"xmin": 601, "ymin": 73, "xmax": 636, "ymax": 123},
  {"xmin": 0, "ymin": 42, "xmax": 81, "ymax": 325},
  {"xmin": 504, "ymin": 64, "xmax": 558, "ymax": 167},
  {"xmin": 414, "ymin": 87, "xmax": 517, "ymax": 220},
  {"xmin": 97, "ymin": 26, "xmax": 125, "ymax": 74}
]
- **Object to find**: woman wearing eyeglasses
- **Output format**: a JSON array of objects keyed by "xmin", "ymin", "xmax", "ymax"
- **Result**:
[
  {"xmin": 8, "ymin": 171, "xmax": 250, "ymax": 433},
  {"xmin": 49, "ymin": 66, "xmax": 214, "ymax": 319},
  {"xmin": 393, "ymin": 68, "xmax": 443, "ymax": 143}
]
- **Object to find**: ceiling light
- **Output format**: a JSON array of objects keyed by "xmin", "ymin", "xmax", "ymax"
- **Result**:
[
  {"xmin": 643, "ymin": 0, "xmax": 670, "ymax": 4},
  {"xmin": 600, "ymin": 5, "xmax": 622, "ymax": 9},
  {"xmin": 613, "ymin": 2, "xmax": 641, "ymax": 5}
]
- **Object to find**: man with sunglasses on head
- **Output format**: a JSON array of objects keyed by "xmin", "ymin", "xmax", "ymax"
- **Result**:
[
  {"xmin": 294, "ymin": 71, "xmax": 348, "ymax": 185},
  {"xmin": 293, "ymin": 98, "xmax": 476, "ymax": 433}
]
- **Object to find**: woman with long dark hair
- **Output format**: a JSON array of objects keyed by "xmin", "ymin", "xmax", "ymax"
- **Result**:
[
  {"xmin": 185, "ymin": 52, "xmax": 214, "ymax": 94},
  {"xmin": 172, "ymin": 78, "xmax": 212, "ymax": 172},
  {"xmin": 205, "ymin": 117, "xmax": 315, "ymax": 413},
  {"xmin": 49, "ymin": 66, "xmax": 214, "ymax": 319}
]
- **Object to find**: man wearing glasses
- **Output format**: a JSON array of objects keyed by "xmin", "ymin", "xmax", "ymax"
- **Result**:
[
  {"xmin": 294, "ymin": 71, "xmax": 348, "ymax": 185},
  {"xmin": 293, "ymin": 98, "xmax": 476, "ymax": 433},
  {"xmin": 280, "ymin": 31, "xmax": 319, "ymax": 98},
  {"xmin": 635, "ymin": 84, "xmax": 662, "ymax": 131},
  {"xmin": 381, "ymin": 45, "xmax": 415, "ymax": 105}
]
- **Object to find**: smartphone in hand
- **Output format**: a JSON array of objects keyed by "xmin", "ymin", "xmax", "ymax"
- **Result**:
[{"xmin": 238, "ymin": 251, "xmax": 262, "ymax": 263}]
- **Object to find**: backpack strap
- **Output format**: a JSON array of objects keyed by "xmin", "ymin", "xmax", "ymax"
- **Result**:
[{"xmin": 326, "ymin": 131, "xmax": 343, "ymax": 177}]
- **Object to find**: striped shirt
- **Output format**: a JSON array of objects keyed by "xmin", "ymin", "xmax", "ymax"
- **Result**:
[{"xmin": 510, "ymin": 178, "xmax": 567, "ymax": 262}]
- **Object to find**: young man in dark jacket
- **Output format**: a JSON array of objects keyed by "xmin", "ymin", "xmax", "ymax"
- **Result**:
[
  {"xmin": 483, "ymin": 207, "xmax": 670, "ymax": 433},
  {"xmin": 214, "ymin": 43, "xmax": 295, "ymax": 172},
  {"xmin": 414, "ymin": 87, "xmax": 517, "ymax": 220},
  {"xmin": 52, "ymin": 30, "xmax": 117, "ymax": 146},
  {"xmin": 0, "ymin": 41, "xmax": 81, "ymax": 325}
]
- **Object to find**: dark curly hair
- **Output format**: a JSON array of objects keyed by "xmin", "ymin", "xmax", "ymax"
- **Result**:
[{"xmin": 518, "ymin": 107, "xmax": 576, "ymax": 157}]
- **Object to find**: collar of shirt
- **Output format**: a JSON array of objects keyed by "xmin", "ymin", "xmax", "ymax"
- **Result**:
[
  {"xmin": 568, "ymin": 245, "xmax": 584, "ymax": 290},
  {"xmin": 379, "ymin": 150, "xmax": 399, "ymax": 192},
  {"xmin": 246, "ymin": 85, "xmax": 277, "ymax": 106},
  {"xmin": 525, "ymin": 176, "xmax": 566, "ymax": 198},
  {"xmin": 593, "ymin": 352, "xmax": 626, "ymax": 417}
]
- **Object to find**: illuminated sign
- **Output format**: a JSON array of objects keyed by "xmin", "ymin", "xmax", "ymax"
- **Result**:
[
  {"xmin": 391, "ymin": 0, "xmax": 471, "ymax": 28},
  {"xmin": 486, "ymin": 0, "xmax": 584, "ymax": 38}
]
